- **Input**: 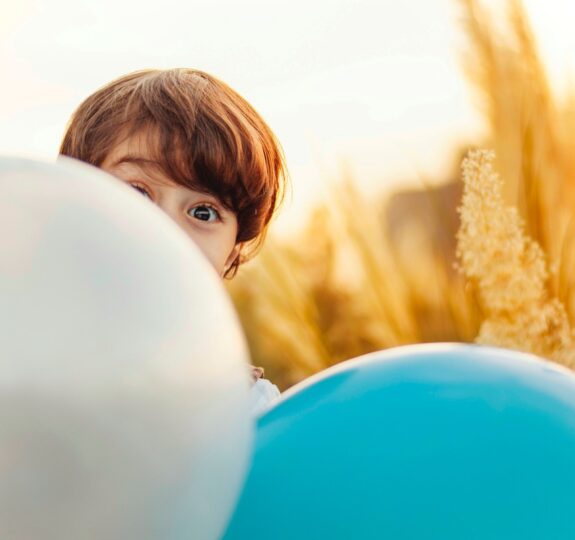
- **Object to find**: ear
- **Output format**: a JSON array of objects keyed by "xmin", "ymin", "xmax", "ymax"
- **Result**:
[{"xmin": 222, "ymin": 243, "xmax": 243, "ymax": 277}]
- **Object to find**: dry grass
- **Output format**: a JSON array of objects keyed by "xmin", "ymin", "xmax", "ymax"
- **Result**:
[
  {"xmin": 460, "ymin": 0, "xmax": 575, "ymax": 301},
  {"xmin": 228, "ymin": 177, "xmax": 479, "ymax": 389},
  {"xmin": 457, "ymin": 149, "xmax": 575, "ymax": 366},
  {"xmin": 228, "ymin": 0, "xmax": 575, "ymax": 389}
]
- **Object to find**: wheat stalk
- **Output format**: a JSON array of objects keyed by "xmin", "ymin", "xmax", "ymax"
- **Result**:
[{"xmin": 457, "ymin": 149, "xmax": 575, "ymax": 366}]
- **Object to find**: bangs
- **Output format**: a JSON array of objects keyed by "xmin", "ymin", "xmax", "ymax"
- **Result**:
[
  {"xmin": 118, "ymin": 122, "xmax": 231, "ymax": 205},
  {"xmin": 119, "ymin": 72, "xmax": 279, "ymax": 229}
]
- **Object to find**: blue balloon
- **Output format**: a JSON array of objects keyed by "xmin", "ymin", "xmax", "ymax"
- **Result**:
[{"xmin": 223, "ymin": 344, "xmax": 575, "ymax": 540}]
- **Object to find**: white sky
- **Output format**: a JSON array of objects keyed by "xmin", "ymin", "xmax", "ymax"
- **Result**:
[{"xmin": 1, "ymin": 0, "xmax": 573, "ymax": 231}]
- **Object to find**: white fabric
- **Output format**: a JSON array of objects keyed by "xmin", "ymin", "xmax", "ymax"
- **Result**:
[{"xmin": 250, "ymin": 378, "xmax": 281, "ymax": 416}]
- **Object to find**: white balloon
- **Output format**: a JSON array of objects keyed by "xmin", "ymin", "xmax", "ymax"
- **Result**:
[{"xmin": 0, "ymin": 157, "xmax": 253, "ymax": 540}]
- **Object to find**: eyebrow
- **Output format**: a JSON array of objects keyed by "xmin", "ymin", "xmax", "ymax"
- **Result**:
[
  {"xmin": 110, "ymin": 155, "xmax": 161, "ymax": 168},
  {"xmin": 108, "ymin": 155, "xmax": 177, "ymax": 187},
  {"xmin": 109, "ymin": 155, "xmax": 170, "ymax": 181}
]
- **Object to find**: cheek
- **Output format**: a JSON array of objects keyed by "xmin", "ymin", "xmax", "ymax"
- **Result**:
[{"xmin": 185, "ymin": 229, "xmax": 238, "ymax": 274}]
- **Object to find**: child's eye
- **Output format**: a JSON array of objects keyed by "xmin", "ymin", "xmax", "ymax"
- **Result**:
[
  {"xmin": 130, "ymin": 183, "xmax": 152, "ymax": 199},
  {"xmin": 188, "ymin": 205, "xmax": 220, "ymax": 222}
]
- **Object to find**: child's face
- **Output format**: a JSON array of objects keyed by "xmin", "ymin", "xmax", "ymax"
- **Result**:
[{"xmin": 101, "ymin": 135, "xmax": 240, "ymax": 277}]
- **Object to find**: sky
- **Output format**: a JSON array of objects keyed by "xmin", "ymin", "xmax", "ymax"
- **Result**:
[{"xmin": 1, "ymin": 0, "xmax": 574, "ymax": 231}]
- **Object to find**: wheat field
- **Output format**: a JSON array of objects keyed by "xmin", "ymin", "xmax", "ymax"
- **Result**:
[{"xmin": 228, "ymin": 0, "xmax": 575, "ymax": 390}]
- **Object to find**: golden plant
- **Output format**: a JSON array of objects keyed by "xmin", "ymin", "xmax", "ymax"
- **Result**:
[
  {"xmin": 457, "ymin": 149, "xmax": 575, "ymax": 366},
  {"xmin": 460, "ymin": 0, "xmax": 575, "ymax": 304},
  {"xmin": 228, "ymin": 178, "xmax": 479, "ymax": 389},
  {"xmin": 228, "ymin": 0, "xmax": 575, "ymax": 388}
]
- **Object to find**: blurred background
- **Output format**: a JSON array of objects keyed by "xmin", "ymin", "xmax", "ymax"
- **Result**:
[{"xmin": 3, "ymin": 0, "xmax": 575, "ymax": 388}]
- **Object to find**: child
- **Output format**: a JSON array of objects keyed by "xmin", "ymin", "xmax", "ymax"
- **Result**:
[{"xmin": 59, "ymin": 68, "xmax": 285, "ymax": 413}]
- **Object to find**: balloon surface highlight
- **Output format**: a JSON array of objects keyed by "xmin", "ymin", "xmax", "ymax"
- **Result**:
[
  {"xmin": 225, "ymin": 344, "xmax": 575, "ymax": 540},
  {"xmin": 0, "ymin": 157, "xmax": 252, "ymax": 540}
]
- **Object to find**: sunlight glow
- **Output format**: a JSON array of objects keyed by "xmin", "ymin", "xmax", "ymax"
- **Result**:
[{"xmin": 0, "ymin": 0, "xmax": 573, "ymax": 230}]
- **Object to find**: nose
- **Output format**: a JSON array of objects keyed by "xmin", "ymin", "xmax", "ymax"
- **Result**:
[{"xmin": 153, "ymin": 194, "xmax": 187, "ymax": 230}]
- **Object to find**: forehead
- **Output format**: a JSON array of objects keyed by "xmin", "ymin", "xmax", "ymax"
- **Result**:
[
  {"xmin": 102, "ymin": 132, "xmax": 157, "ymax": 167},
  {"xmin": 103, "ymin": 132, "xmax": 184, "ymax": 186}
]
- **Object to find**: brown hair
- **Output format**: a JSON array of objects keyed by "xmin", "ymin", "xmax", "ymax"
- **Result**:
[{"xmin": 59, "ymin": 68, "xmax": 287, "ymax": 277}]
